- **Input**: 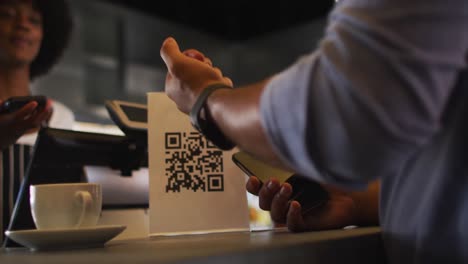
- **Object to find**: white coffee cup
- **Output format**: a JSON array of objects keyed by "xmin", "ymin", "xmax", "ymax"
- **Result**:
[{"xmin": 29, "ymin": 183, "xmax": 102, "ymax": 230}]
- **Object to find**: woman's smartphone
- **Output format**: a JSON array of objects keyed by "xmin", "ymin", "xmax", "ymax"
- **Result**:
[
  {"xmin": 0, "ymin": 95, "xmax": 47, "ymax": 114},
  {"xmin": 232, "ymin": 151, "xmax": 329, "ymax": 213}
]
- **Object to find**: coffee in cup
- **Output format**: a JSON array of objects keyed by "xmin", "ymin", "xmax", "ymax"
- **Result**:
[{"xmin": 29, "ymin": 183, "xmax": 102, "ymax": 230}]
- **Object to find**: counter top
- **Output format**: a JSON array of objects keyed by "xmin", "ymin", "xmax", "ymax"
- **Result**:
[{"xmin": 0, "ymin": 226, "xmax": 384, "ymax": 264}]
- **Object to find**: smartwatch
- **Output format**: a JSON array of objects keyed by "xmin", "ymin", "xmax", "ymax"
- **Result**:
[{"xmin": 189, "ymin": 83, "xmax": 236, "ymax": 150}]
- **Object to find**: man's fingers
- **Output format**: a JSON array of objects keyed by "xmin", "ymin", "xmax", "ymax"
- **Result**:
[
  {"xmin": 270, "ymin": 183, "xmax": 293, "ymax": 223},
  {"xmin": 286, "ymin": 201, "xmax": 309, "ymax": 232},
  {"xmin": 224, "ymin": 77, "xmax": 234, "ymax": 87},
  {"xmin": 258, "ymin": 179, "xmax": 281, "ymax": 211},
  {"xmin": 204, "ymin": 57, "xmax": 213, "ymax": 66},
  {"xmin": 183, "ymin": 49, "xmax": 206, "ymax": 62},
  {"xmin": 160, "ymin": 37, "xmax": 182, "ymax": 72},
  {"xmin": 246, "ymin": 176, "xmax": 262, "ymax": 195}
]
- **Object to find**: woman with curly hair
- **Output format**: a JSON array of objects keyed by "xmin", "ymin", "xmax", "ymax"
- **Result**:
[
  {"xmin": 0, "ymin": 0, "xmax": 73, "ymax": 146},
  {"xmin": 0, "ymin": 0, "xmax": 74, "ymax": 239}
]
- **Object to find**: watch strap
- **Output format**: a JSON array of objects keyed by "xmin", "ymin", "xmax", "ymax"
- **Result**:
[{"xmin": 190, "ymin": 83, "xmax": 235, "ymax": 150}]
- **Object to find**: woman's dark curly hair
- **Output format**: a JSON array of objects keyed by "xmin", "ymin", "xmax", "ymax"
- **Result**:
[{"xmin": 30, "ymin": 0, "xmax": 73, "ymax": 80}]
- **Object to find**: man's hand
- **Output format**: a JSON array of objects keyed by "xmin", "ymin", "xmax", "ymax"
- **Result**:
[
  {"xmin": 160, "ymin": 37, "xmax": 232, "ymax": 114},
  {"xmin": 246, "ymin": 176, "xmax": 380, "ymax": 232}
]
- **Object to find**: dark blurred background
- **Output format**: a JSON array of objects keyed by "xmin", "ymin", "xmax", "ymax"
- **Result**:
[
  {"xmin": 103, "ymin": 1, "xmax": 334, "ymax": 40},
  {"xmin": 32, "ymin": 0, "xmax": 335, "ymax": 130}
]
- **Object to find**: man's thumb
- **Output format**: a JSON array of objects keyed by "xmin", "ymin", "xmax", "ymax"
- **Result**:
[{"xmin": 160, "ymin": 37, "xmax": 181, "ymax": 70}]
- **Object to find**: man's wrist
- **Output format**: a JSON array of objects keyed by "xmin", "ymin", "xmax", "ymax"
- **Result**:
[
  {"xmin": 190, "ymin": 83, "xmax": 235, "ymax": 150},
  {"xmin": 349, "ymin": 181, "xmax": 380, "ymax": 226}
]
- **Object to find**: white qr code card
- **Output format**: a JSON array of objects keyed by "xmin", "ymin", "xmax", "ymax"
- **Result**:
[{"xmin": 147, "ymin": 92, "xmax": 250, "ymax": 236}]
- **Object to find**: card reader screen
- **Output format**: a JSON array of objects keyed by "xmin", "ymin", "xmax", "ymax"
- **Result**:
[{"xmin": 120, "ymin": 105, "xmax": 147, "ymax": 123}]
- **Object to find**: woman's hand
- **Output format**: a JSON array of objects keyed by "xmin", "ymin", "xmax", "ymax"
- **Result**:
[
  {"xmin": 246, "ymin": 176, "xmax": 379, "ymax": 232},
  {"xmin": 0, "ymin": 98, "xmax": 53, "ymax": 149}
]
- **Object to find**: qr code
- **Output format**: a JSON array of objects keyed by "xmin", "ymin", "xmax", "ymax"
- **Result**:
[{"xmin": 165, "ymin": 132, "xmax": 224, "ymax": 193}]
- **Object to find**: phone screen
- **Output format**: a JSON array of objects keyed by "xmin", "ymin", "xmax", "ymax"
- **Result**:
[{"xmin": 232, "ymin": 151, "xmax": 293, "ymax": 184}]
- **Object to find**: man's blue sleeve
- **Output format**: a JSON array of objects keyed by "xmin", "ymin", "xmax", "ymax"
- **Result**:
[{"xmin": 260, "ymin": 0, "xmax": 468, "ymax": 187}]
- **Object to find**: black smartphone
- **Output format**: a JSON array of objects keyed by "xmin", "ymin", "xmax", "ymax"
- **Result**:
[
  {"xmin": 232, "ymin": 151, "xmax": 329, "ymax": 214},
  {"xmin": 0, "ymin": 95, "xmax": 47, "ymax": 114}
]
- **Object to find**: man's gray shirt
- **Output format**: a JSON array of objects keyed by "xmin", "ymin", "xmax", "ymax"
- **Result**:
[{"xmin": 260, "ymin": 0, "xmax": 468, "ymax": 263}]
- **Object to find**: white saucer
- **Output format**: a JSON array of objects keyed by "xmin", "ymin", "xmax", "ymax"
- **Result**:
[{"xmin": 4, "ymin": 225, "xmax": 126, "ymax": 251}]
